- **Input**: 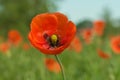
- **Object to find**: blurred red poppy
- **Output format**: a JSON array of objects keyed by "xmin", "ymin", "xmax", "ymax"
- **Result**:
[
  {"xmin": 8, "ymin": 30, "xmax": 22, "ymax": 46},
  {"xmin": 82, "ymin": 28, "xmax": 93, "ymax": 44},
  {"xmin": 0, "ymin": 42, "xmax": 10, "ymax": 53},
  {"xmin": 97, "ymin": 49, "xmax": 110, "ymax": 59},
  {"xmin": 68, "ymin": 36, "xmax": 82, "ymax": 53},
  {"xmin": 93, "ymin": 20, "xmax": 105, "ymax": 36},
  {"xmin": 22, "ymin": 43, "xmax": 30, "ymax": 50},
  {"xmin": 28, "ymin": 12, "xmax": 76, "ymax": 55},
  {"xmin": 110, "ymin": 36, "xmax": 120, "ymax": 54},
  {"xmin": 45, "ymin": 58, "xmax": 61, "ymax": 73}
]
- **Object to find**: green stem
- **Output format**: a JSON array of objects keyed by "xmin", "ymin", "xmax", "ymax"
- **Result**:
[{"xmin": 55, "ymin": 55, "xmax": 66, "ymax": 80}]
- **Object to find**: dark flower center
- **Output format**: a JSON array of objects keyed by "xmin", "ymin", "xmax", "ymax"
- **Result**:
[{"xmin": 43, "ymin": 33, "xmax": 59, "ymax": 47}]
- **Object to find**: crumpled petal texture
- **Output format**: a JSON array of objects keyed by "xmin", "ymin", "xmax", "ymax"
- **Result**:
[{"xmin": 28, "ymin": 12, "xmax": 76, "ymax": 55}]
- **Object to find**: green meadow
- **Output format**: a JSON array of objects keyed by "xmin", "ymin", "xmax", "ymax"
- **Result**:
[{"xmin": 0, "ymin": 0, "xmax": 120, "ymax": 80}]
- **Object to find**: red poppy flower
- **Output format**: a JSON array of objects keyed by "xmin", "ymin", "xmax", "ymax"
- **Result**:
[
  {"xmin": 68, "ymin": 36, "xmax": 82, "ymax": 53},
  {"xmin": 93, "ymin": 20, "xmax": 105, "ymax": 36},
  {"xmin": 8, "ymin": 30, "xmax": 22, "ymax": 46},
  {"xmin": 45, "ymin": 58, "xmax": 61, "ymax": 73},
  {"xmin": 110, "ymin": 36, "xmax": 120, "ymax": 54},
  {"xmin": 28, "ymin": 12, "xmax": 76, "ymax": 55},
  {"xmin": 82, "ymin": 28, "xmax": 93, "ymax": 44},
  {"xmin": 97, "ymin": 49, "xmax": 110, "ymax": 59},
  {"xmin": 0, "ymin": 42, "xmax": 10, "ymax": 53}
]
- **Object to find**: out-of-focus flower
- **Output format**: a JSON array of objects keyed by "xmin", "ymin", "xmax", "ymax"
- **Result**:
[
  {"xmin": 110, "ymin": 36, "xmax": 120, "ymax": 54},
  {"xmin": 0, "ymin": 42, "xmax": 10, "ymax": 53},
  {"xmin": 8, "ymin": 30, "xmax": 22, "ymax": 46},
  {"xmin": 82, "ymin": 28, "xmax": 93, "ymax": 44},
  {"xmin": 97, "ymin": 49, "xmax": 110, "ymax": 59},
  {"xmin": 45, "ymin": 58, "xmax": 61, "ymax": 73},
  {"xmin": 68, "ymin": 36, "xmax": 82, "ymax": 53},
  {"xmin": 22, "ymin": 43, "xmax": 30, "ymax": 50},
  {"xmin": 93, "ymin": 20, "xmax": 105, "ymax": 36},
  {"xmin": 28, "ymin": 12, "xmax": 76, "ymax": 55}
]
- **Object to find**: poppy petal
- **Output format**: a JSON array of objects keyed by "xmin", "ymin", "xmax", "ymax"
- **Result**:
[
  {"xmin": 32, "ymin": 13, "xmax": 58, "ymax": 32},
  {"xmin": 65, "ymin": 21, "xmax": 76, "ymax": 41},
  {"xmin": 54, "ymin": 12, "xmax": 68, "ymax": 27}
]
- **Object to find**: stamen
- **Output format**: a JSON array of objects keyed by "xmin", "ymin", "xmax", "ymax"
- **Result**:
[
  {"xmin": 43, "ymin": 33, "xmax": 59, "ymax": 47},
  {"xmin": 50, "ymin": 34, "xmax": 58, "ymax": 47}
]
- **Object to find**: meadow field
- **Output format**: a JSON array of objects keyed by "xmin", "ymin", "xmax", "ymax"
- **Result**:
[{"xmin": 0, "ymin": 0, "xmax": 120, "ymax": 80}]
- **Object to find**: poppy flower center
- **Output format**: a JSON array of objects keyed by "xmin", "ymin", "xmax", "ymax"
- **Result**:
[{"xmin": 44, "ymin": 33, "xmax": 59, "ymax": 47}]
